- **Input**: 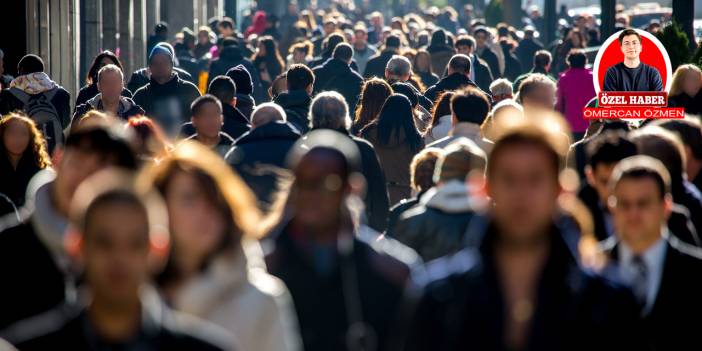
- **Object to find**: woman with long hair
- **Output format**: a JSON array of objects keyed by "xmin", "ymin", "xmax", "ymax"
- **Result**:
[
  {"xmin": 668, "ymin": 64, "xmax": 702, "ymax": 115},
  {"xmin": 252, "ymin": 36, "xmax": 285, "ymax": 102},
  {"xmin": 144, "ymin": 141, "xmax": 301, "ymax": 351},
  {"xmin": 75, "ymin": 50, "xmax": 131, "ymax": 107},
  {"xmin": 351, "ymin": 78, "xmax": 393, "ymax": 136},
  {"xmin": 425, "ymin": 91, "xmax": 454, "ymax": 144},
  {"xmin": 361, "ymin": 94, "xmax": 425, "ymax": 204},
  {"xmin": 0, "ymin": 113, "xmax": 52, "ymax": 211},
  {"xmin": 413, "ymin": 49, "xmax": 439, "ymax": 89}
]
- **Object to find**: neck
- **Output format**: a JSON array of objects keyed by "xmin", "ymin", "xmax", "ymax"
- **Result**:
[
  {"xmin": 623, "ymin": 57, "xmax": 640, "ymax": 68},
  {"xmin": 688, "ymin": 159, "xmax": 702, "ymax": 181},
  {"xmin": 624, "ymin": 231, "xmax": 662, "ymax": 255},
  {"xmin": 494, "ymin": 224, "xmax": 552, "ymax": 253},
  {"xmin": 354, "ymin": 42, "xmax": 366, "ymax": 50},
  {"xmin": 102, "ymin": 98, "xmax": 120, "ymax": 112},
  {"xmin": 88, "ymin": 293, "xmax": 141, "ymax": 342},
  {"xmin": 294, "ymin": 218, "xmax": 341, "ymax": 245},
  {"xmin": 8, "ymin": 152, "xmax": 21, "ymax": 169},
  {"xmin": 196, "ymin": 133, "xmax": 220, "ymax": 147}
]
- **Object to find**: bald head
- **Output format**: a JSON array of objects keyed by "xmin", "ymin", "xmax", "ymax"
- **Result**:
[{"xmin": 251, "ymin": 102, "xmax": 287, "ymax": 128}]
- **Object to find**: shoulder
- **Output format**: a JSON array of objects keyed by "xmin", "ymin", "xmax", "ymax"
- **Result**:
[
  {"xmin": 179, "ymin": 79, "xmax": 201, "ymax": 92},
  {"xmin": 605, "ymin": 62, "xmax": 623, "ymax": 74},
  {"xmin": 357, "ymin": 226, "xmax": 422, "ymax": 271},
  {"xmin": 413, "ymin": 248, "xmax": 481, "ymax": 291},
  {"xmin": 163, "ymin": 309, "xmax": 233, "ymax": 351}
]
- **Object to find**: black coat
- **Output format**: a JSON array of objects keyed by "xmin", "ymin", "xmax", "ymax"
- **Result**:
[
  {"xmin": 179, "ymin": 103, "xmax": 251, "ymax": 141},
  {"xmin": 478, "ymin": 46, "xmax": 501, "ymax": 79},
  {"xmin": 668, "ymin": 91, "xmax": 702, "ymax": 115},
  {"xmin": 132, "ymin": 74, "xmax": 201, "ymax": 136},
  {"xmin": 273, "ymin": 90, "xmax": 312, "ymax": 133},
  {"xmin": 416, "ymin": 71, "xmax": 439, "ymax": 90},
  {"xmin": 73, "ymin": 95, "xmax": 145, "ymax": 122},
  {"xmin": 265, "ymin": 223, "xmax": 417, "ymax": 351},
  {"xmin": 385, "ymin": 194, "xmax": 423, "ymax": 237},
  {"xmin": 1, "ymin": 299, "xmax": 230, "ymax": 351},
  {"xmin": 313, "ymin": 58, "xmax": 364, "ymax": 111},
  {"xmin": 363, "ymin": 50, "xmax": 396, "ymax": 79},
  {"xmin": 225, "ymin": 121, "xmax": 301, "ymax": 210},
  {"xmin": 472, "ymin": 55, "xmax": 495, "ymax": 94},
  {"xmin": 404, "ymin": 221, "xmax": 645, "ymax": 351},
  {"xmin": 126, "ymin": 67, "xmax": 194, "ymax": 94},
  {"xmin": 208, "ymin": 45, "xmax": 260, "ymax": 91},
  {"xmin": 515, "ymin": 38, "xmax": 544, "ymax": 75},
  {"xmin": 74, "ymin": 83, "xmax": 132, "ymax": 109},
  {"xmin": 600, "ymin": 236, "xmax": 702, "ymax": 350},
  {"xmin": 184, "ymin": 132, "xmax": 235, "ymax": 158},
  {"xmin": 0, "ymin": 155, "xmax": 42, "ymax": 209},
  {"xmin": 235, "ymin": 94, "xmax": 255, "ymax": 121},
  {"xmin": 424, "ymin": 73, "xmax": 481, "ymax": 103},
  {"xmin": 0, "ymin": 221, "xmax": 66, "ymax": 330}
]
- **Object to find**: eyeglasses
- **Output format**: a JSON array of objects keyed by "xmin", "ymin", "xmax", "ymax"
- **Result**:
[{"xmin": 622, "ymin": 41, "xmax": 641, "ymax": 47}]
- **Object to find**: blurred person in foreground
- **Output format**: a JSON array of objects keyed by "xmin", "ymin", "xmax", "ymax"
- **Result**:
[
  {"xmin": 1, "ymin": 169, "xmax": 233, "ymax": 350},
  {"xmin": 264, "ymin": 130, "xmax": 420, "ymax": 351},
  {"xmin": 404, "ymin": 117, "xmax": 644, "ymax": 350}
]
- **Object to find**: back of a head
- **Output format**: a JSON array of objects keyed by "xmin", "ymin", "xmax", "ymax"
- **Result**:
[
  {"xmin": 332, "ymin": 43, "xmax": 354, "ymax": 62},
  {"xmin": 585, "ymin": 130, "xmax": 638, "ymax": 169},
  {"xmin": 385, "ymin": 34, "xmax": 401, "ymax": 49},
  {"xmin": 411, "ymin": 148, "xmax": 443, "ymax": 193},
  {"xmin": 310, "ymin": 91, "xmax": 350, "ymax": 131},
  {"xmin": 226, "ymin": 65, "xmax": 254, "ymax": 95},
  {"xmin": 392, "ymin": 82, "xmax": 419, "ymax": 108},
  {"xmin": 431, "ymin": 29, "xmax": 447, "ymax": 46},
  {"xmin": 448, "ymin": 54, "xmax": 471, "ymax": 75},
  {"xmin": 18, "ymin": 54, "xmax": 44, "ymax": 75},
  {"xmin": 287, "ymin": 64, "xmax": 315, "ymax": 91},
  {"xmin": 518, "ymin": 73, "xmax": 556, "ymax": 103},
  {"xmin": 325, "ymin": 33, "xmax": 346, "ymax": 53},
  {"xmin": 490, "ymin": 78, "xmax": 513, "ymax": 97},
  {"xmin": 451, "ymin": 87, "xmax": 490, "ymax": 125},
  {"xmin": 376, "ymin": 94, "xmax": 422, "ymax": 149},
  {"xmin": 386, "ymin": 55, "xmax": 412, "ymax": 78},
  {"xmin": 629, "ymin": 126, "xmax": 686, "ymax": 180},
  {"xmin": 207, "ymin": 75, "xmax": 236, "ymax": 103},
  {"xmin": 652, "ymin": 118, "xmax": 702, "ymax": 161},
  {"xmin": 566, "ymin": 49, "xmax": 587, "ymax": 69},
  {"xmin": 251, "ymin": 102, "xmax": 286, "ymax": 128},
  {"xmin": 155, "ymin": 22, "xmax": 169, "ymax": 35},
  {"xmin": 436, "ymin": 139, "xmax": 487, "ymax": 183},
  {"xmin": 533, "ymin": 50, "xmax": 552, "ymax": 69},
  {"xmin": 66, "ymin": 119, "xmax": 138, "ymax": 170}
]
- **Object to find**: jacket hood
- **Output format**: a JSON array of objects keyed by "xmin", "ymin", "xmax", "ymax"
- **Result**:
[
  {"xmin": 274, "ymin": 90, "xmax": 311, "ymax": 109},
  {"xmin": 10, "ymin": 72, "xmax": 58, "ymax": 94},
  {"xmin": 236, "ymin": 121, "xmax": 301, "ymax": 145},
  {"xmin": 87, "ymin": 94, "xmax": 138, "ymax": 113},
  {"xmin": 421, "ymin": 180, "xmax": 473, "ymax": 213}
]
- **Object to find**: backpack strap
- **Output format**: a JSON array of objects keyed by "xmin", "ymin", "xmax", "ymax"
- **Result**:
[{"xmin": 8, "ymin": 87, "xmax": 31, "ymax": 104}]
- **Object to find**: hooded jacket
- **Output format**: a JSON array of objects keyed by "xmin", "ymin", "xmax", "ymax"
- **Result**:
[
  {"xmin": 0, "ymin": 73, "xmax": 71, "ymax": 129},
  {"xmin": 73, "ymin": 94, "xmax": 145, "ymax": 122},
  {"xmin": 132, "ymin": 74, "xmax": 201, "ymax": 137},
  {"xmin": 274, "ymin": 90, "xmax": 312, "ymax": 133},
  {"xmin": 392, "ymin": 180, "xmax": 477, "ymax": 262}
]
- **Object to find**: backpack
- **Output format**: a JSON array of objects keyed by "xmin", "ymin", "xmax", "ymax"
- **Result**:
[{"xmin": 9, "ymin": 87, "xmax": 64, "ymax": 152}]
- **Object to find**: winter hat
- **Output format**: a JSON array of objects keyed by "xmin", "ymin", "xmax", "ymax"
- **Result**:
[
  {"xmin": 226, "ymin": 65, "xmax": 253, "ymax": 95},
  {"xmin": 435, "ymin": 139, "xmax": 486, "ymax": 183},
  {"xmin": 149, "ymin": 43, "xmax": 174, "ymax": 65}
]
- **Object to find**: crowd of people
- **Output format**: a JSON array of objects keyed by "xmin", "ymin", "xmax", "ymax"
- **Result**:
[{"xmin": 1, "ymin": 1, "xmax": 702, "ymax": 350}]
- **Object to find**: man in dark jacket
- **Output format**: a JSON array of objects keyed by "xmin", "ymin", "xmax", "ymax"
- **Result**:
[
  {"xmin": 393, "ymin": 140, "xmax": 485, "ymax": 262},
  {"xmin": 265, "ymin": 130, "xmax": 419, "ymax": 351},
  {"xmin": 133, "ymin": 45, "xmax": 202, "ymax": 137},
  {"xmin": 312, "ymin": 43, "xmax": 363, "ymax": 111},
  {"xmin": 225, "ymin": 103, "xmax": 301, "ymax": 211},
  {"xmin": 308, "ymin": 91, "xmax": 390, "ymax": 232},
  {"xmin": 600, "ymin": 155, "xmax": 702, "ymax": 351},
  {"xmin": 455, "ymin": 35, "xmax": 494, "ymax": 93},
  {"xmin": 226, "ymin": 65, "xmax": 257, "ymax": 120},
  {"xmin": 128, "ymin": 43, "xmax": 195, "ymax": 92},
  {"xmin": 512, "ymin": 50, "xmax": 555, "ymax": 93},
  {"xmin": 0, "ymin": 54, "xmax": 71, "ymax": 153},
  {"xmin": 473, "ymin": 26, "xmax": 501, "ymax": 79},
  {"xmin": 73, "ymin": 64, "xmax": 144, "ymax": 122},
  {"xmin": 0, "ymin": 121, "xmax": 138, "ymax": 331},
  {"xmin": 515, "ymin": 26, "xmax": 544, "ymax": 75},
  {"xmin": 385, "ymin": 55, "xmax": 433, "ymax": 111},
  {"xmin": 403, "ymin": 125, "xmax": 644, "ymax": 350},
  {"xmin": 425, "ymin": 54, "xmax": 484, "ymax": 102},
  {"xmin": 180, "ymin": 75, "xmax": 250, "ymax": 141},
  {"xmin": 274, "ymin": 64, "xmax": 314, "ymax": 133},
  {"xmin": 0, "ymin": 171, "xmax": 231, "ymax": 351},
  {"xmin": 363, "ymin": 35, "xmax": 401, "ymax": 79},
  {"xmin": 208, "ymin": 37, "xmax": 259, "ymax": 91}
]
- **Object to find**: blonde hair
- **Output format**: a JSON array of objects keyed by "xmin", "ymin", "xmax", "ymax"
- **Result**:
[{"xmin": 669, "ymin": 64, "xmax": 702, "ymax": 97}]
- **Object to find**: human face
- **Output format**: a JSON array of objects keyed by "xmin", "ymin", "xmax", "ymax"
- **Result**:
[
  {"xmin": 620, "ymin": 34, "xmax": 642, "ymax": 61},
  {"xmin": 456, "ymin": 44, "xmax": 472, "ymax": 55},
  {"xmin": 82, "ymin": 201, "xmax": 150, "ymax": 304},
  {"xmin": 257, "ymin": 42, "xmax": 267, "ymax": 56},
  {"xmin": 165, "ymin": 171, "xmax": 225, "ymax": 265},
  {"xmin": 3, "ymin": 120, "xmax": 30, "ymax": 156},
  {"xmin": 54, "ymin": 149, "xmax": 107, "ymax": 216},
  {"xmin": 192, "ymin": 102, "xmax": 223, "ymax": 139},
  {"xmin": 475, "ymin": 32, "xmax": 488, "ymax": 48},
  {"xmin": 218, "ymin": 24, "xmax": 234, "ymax": 38},
  {"xmin": 293, "ymin": 49, "xmax": 307, "ymax": 64},
  {"xmin": 682, "ymin": 70, "xmax": 702, "ymax": 97},
  {"xmin": 198, "ymin": 32, "xmax": 209, "ymax": 45},
  {"xmin": 488, "ymin": 144, "xmax": 560, "ymax": 243},
  {"xmin": 586, "ymin": 163, "xmax": 617, "ymax": 205},
  {"xmin": 149, "ymin": 53, "xmax": 173, "ymax": 83},
  {"xmin": 291, "ymin": 151, "xmax": 346, "ymax": 235},
  {"xmin": 97, "ymin": 71, "xmax": 124, "ymax": 101},
  {"xmin": 610, "ymin": 177, "xmax": 670, "ymax": 251},
  {"xmin": 354, "ymin": 30, "xmax": 367, "ymax": 46},
  {"xmin": 323, "ymin": 22, "xmax": 336, "ymax": 35}
]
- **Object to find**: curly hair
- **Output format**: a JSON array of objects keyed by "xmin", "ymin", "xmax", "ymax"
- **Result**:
[{"xmin": 0, "ymin": 112, "xmax": 52, "ymax": 169}]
